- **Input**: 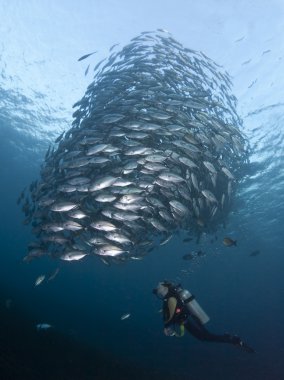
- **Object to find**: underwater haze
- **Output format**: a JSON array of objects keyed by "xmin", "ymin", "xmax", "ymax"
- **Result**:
[{"xmin": 1, "ymin": 1, "xmax": 284, "ymax": 379}]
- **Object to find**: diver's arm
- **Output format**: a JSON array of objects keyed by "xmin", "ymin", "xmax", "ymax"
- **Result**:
[{"xmin": 163, "ymin": 297, "xmax": 177, "ymax": 327}]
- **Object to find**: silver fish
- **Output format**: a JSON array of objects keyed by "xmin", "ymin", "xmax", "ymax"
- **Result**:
[
  {"xmin": 51, "ymin": 202, "xmax": 78, "ymax": 212},
  {"xmin": 201, "ymin": 189, "xmax": 218, "ymax": 203},
  {"xmin": 221, "ymin": 167, "xmax": 235, "ymax": 180},
  {"xmin": 96, "ymin": 245, "xmax": 127, "ymax": 256},
  {"xmin": 67, "ymin": 177, "xmax": 90, "ymax": 186},
  {"xmin": 47, "ymin": 268, "xmax": 60, "ymax": 282},
  {"xmin": 105, "ymin": 232, "xmax": 132, "ymax": 245},
  {"xmin": 160, "ymin": 234, "xmax": 173, "ymax": 246},
  {"xmin": 90, "ymin": 221, "xmax": 117, "ymax": 231},
  {"xmin": 36, "ymin": 323, "xmax": 52, "ymax": 330},
  {"xmin": 159, "ymin": 172, "xmax": 184, "ymax": 183},
  {"xmin": 89, "ymin": 176, "xmax": 117, "ymax": 191},
  {"xmin": 169, "ymin": 200, "xmax": 189, "ymax": 216},
  {"xmin": 94, "ymin": 194, "xmax": 117, "ymax": 202},
  {"xmin": 62, "ymin": 221, "xmax": 83, "ymax": 231},
  {"xmin": 35, "ymin": 275, "xmax": 45, "ymax": 286},
  {"xmin": 179, "ymin": 156, "xmax": 198, "ymax": 168},
  {"xmin": 120, "ymin": 313, "xmax": 131, "ymax": 320},
  {"xmin": 67, "ymin": 210, "xmax": 87, "ymax": 219},
  {"xmin": 86, "ymin": 144, "xmax": 109, "ymax": 156},
  {"xmin": 60, "ymin": 251, "xmax": 87, "ymax": 261},
  {"xmin": 191, "ymin": 173, "xmax": 199, "ymax": 191},
  {"xmin": 103, "ymin": 114, "xmax": 125, "ymax": 124},
  {"xmin": 203, "ymin": 161, "xmax": 217, "ymax": 174}
]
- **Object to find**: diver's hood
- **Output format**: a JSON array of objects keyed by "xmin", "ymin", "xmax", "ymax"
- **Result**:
[{"xmin": 153, "ymin": 282, "xmax": 169, "ymax": 299}]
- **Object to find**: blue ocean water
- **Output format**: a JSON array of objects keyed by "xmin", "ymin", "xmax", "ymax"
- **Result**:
[{"xmin": 1, "ymin": 1, "xmax": 284, "ymax": 379}]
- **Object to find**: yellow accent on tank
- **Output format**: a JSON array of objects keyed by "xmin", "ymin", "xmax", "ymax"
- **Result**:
[{"xmin": 174, "ymin": 323, "xmax": 185, "ymax": 338}]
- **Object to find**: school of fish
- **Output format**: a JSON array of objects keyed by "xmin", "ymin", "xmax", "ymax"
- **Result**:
[{"xmin": 19, "ymin": 30, "xmax": 248, "ymax": 265}]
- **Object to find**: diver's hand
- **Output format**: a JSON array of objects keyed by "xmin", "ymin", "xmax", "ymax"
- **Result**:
[{"xmin": 164, "ymin": 327, "xmax": 175, "ymax": 336}]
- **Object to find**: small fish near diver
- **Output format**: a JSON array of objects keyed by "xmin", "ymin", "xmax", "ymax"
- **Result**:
[
  {"xmin": 223, "ymin": 237, "xmax": 237, "ymax": 247},
  {"xmin": 36, "ymin": 323, "xmax": 52, "ymax": 331},
  {"xmin": 120, "ymin": 313, "xmax": 131, "ymax": 320},
  {"xmin": 153, "ymin": 281, "xmax": 255, "ymax": 353},
  {"xmin": 35, "ymin": 275, "xmax": 45, "ymax": 286}
]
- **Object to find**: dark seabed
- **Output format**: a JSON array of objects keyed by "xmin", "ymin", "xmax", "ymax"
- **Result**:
[{"xmin": 1, "ymin": 1, "xmax": 284, "ymax": 379}]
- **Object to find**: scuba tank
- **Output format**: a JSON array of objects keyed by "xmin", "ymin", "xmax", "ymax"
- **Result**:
[{"xmin": 176, "ymin": 287, "xmax": 210, "ymax": 324}]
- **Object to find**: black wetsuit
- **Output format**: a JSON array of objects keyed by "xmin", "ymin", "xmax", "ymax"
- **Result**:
[{"xmin": 163, "ymin": 287, "xmax": 244, "ymax": 346}]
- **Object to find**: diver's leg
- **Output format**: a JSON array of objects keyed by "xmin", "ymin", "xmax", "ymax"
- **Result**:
[
  {"xmin": 184, "ymin": 319, "xmax": 228, "ymax": 342},
  {"xmin": 184, "ymin": 319, "xmax": 255, "ymax": 352}
]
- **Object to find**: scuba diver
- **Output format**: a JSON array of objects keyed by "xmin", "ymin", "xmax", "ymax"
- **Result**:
[{"xmin": 153, "ymin": 281, "xmax": 255, "ymax": 353}]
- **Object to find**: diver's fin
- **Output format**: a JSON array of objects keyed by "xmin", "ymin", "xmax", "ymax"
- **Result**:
[
  {"xmin": 229, "ymin": 335, "xmax": 255, "ymax": 353},
  {"xmin": 232, "ymin": 336, "xmax": 255, "ymax": 353},
  {"xmin": 238, "ymin": 340, "xmax": 255, "ymax": 353}
]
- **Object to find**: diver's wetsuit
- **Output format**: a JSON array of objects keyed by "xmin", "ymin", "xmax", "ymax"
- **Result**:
[
  {"xmin": 183, "ymin": 314, "xmax": 238, "ymax": 344},
  {"xmin": 163, "ymin": 287, "xmax": 246, "ymax": 346}
]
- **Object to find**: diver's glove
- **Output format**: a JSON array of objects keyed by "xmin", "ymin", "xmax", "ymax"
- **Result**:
[{"xmin": 164, "ymin": 327, "xmax": 176, "ymax": 337}]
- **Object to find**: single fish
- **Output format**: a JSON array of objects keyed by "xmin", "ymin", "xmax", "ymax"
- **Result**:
[
  {"xmin": 183, "ymin": 237, "xmax": 193, "ymax": 243},
  {"xmin": 78, "ymin": 51, "xmax": 97, "ymax": 61},
  {"xmin": 60, "ymin": 251, "xmax": 87, "ymax": 261},
  {"xmin": 35, "ymin": 275, "xmax": 45, "ymax": 286},
  {"xmin": 62, "ymin": 221, "xmax": 83, "ymax": 231},
  {"xmin": 103, "ymin": 114, "xmax": 125, "ymax": 124},
  {"xmin": 120, "ymin": 313, "xmax": 131, "ymax": 320},
  {"xmin": 89, "ymin": 176, "xmax": 117, "ymax": 191},
  {"xmin": 47, "ymin": 268, "xmax": 60, "ymax": 282},
  {"xmin": 201, "ymin": 189, "xmax": 218, "ymax": 203},
  {"xmin": 68, "ymin": 209, "xmax": 87, "ymax": 219},
  {"xmin": 221, "ymin": 167, "xmax": 235, "ymax": 180},
  {"xmin": 55, "ymin": 131, "xmax": 65, "ymax": 143},
  {"xmin": 85, "ymin": 64, "xmax": 90, "ymax": 76},
  {"xmin": 197, "ymin": 218, "xmax": 206, "ymax": 227},
  {"xmin": 223, "ymin": 237, "xmax": 237, "ymax": 247},
  {"xmin": 91, "ymin": 221, "xmax": 117, "ymax": 232},
  {"xmin": 100, "ymin": 258, "xmax": 111, "ymax": 266},
  {"xmin": 203, "ymin": 161, "xmax": 217, "ymax": 174},
  {"xmin": 97, "ymin": 244, "xmax": 127, "ymax": 257},
  {"xmin": 249, "ymin": 250, "xmax": 260, "ymax": 257},
  {"xmin": 36, "ymin": 323, "xmax": 52, "ymax": 331},
  {"xmin": 169, "ymin": 200, "xmax": 189, "ymax": 215},
  {"xmin": 86, "ymin": 144, "xmax": 109, "ymax": 156},
  {"xmin": 51, "ymin": 202, "xmax": 78, "ymax": 212},
  {"xmin": 105, "ymin": 232, "xmax": 132, "ymax": 245},
  {"xmin": 160, "ymin": 235, "xmax": 173, "ymax": 246},
  {"xmin": 159, "ymin": 172, "xmax": 184, "ymax": 183},
  {"xmin": 182, "ymin": 253, "xmax": 195, "ymax": 261},
  {"xmin": 109, "ymin": 43, "xmax": 119, "ymax": 52}
]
